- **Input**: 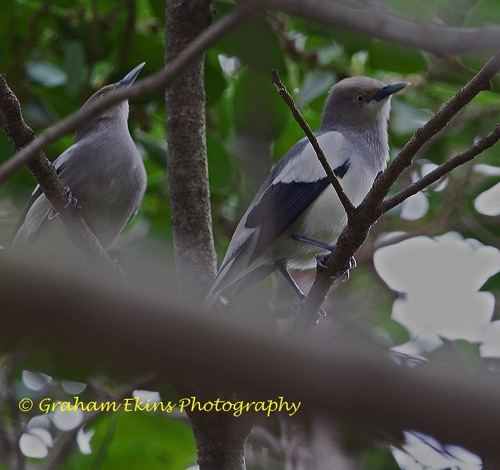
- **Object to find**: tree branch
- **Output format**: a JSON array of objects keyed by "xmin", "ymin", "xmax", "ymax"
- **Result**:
[
  {"xmin": 382, "ymin": 124, "xmax": 500, "ymax": 213},
  {"xmin": 271, "ymin": 68, "xmax": 355, "ymax": 217},
  {"xmin": 266, "ymin": 0, "xmax": 500, "ymax": 56},
  {"xmin": 164, "ymin": 2, "xmax": 260, "ymax": 469},
  {"xmin": 2, "ymin": 259, "xmax": 500, "ymax": 459}
]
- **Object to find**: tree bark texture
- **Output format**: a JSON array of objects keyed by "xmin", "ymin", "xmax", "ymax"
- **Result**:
[
  {"xmin": 165, "ymin": 1, "xmax": 250, "ymax": 468},
  {"xmin": 165, "ymin": 0, "xmax": 217, "ymax": 300}
]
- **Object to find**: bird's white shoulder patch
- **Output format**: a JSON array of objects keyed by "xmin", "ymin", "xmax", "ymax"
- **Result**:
[{"xmin": 279, "ymin": 131, "xmax": 346, "ymax": 184}]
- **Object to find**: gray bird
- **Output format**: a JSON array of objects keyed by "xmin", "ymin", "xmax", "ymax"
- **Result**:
[
  {"xmin": 207, "ymin": 76, "xmax": 409, "ymax": 306},
  {"xmin": 11, "ymin": 63, "xmax": 147, "ymax": 261}
]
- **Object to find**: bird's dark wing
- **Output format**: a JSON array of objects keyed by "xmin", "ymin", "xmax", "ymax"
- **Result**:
[
  {"xmin": 245, "ymin": 159, "xmax": 351, "ymax": 265},
  {"xmin": 245, "ymin": 178, "xmax": 330, "ymax": 264}
]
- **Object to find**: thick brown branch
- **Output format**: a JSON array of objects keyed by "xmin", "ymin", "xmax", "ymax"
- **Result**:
[
  {"xmin": 382, "ymin": 124, "xmax": 500, "ymax": 213},
  {"xmin": 271, "ymin": 68, "xmax": 355, "ymax": 217}
]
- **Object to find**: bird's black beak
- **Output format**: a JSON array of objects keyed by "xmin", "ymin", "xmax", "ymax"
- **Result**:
[
  {"xmin": 117, "ymin": 63, "xmax": 145, "ymax": 90},
  {"xmin": 373, "ymin": 82, "xmax": 410, "ymax": 102}
]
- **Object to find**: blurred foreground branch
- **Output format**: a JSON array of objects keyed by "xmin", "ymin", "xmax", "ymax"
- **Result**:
[
  {"xmin": 1, "ymin": 258, "xmax": 500, "ymax": 459},
  {"xmin": 267, "ymin": 0, "xmax": 500, "ymax": 55}
]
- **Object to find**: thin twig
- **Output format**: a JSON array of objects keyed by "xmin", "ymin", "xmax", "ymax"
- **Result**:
[
  {"xmin": 381, "ymin": 124, "xmax": 500, "ymax": 213},
  {"xmin": 271, "ymin": 68, "xmax": 355, "ymax": 216}
]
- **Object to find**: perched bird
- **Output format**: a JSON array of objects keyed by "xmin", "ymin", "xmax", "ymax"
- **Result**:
[
  {"xmin": 11, "ymin": 63, "xmax": 147, "ymax": 261},
  {"xmin": 207, "ymin": 76, "xmax": 409, "ymax": 306}
]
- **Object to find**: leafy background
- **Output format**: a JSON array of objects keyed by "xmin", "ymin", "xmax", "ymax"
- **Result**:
[{"xmin": 0, "ymin": 0, "xmax": 499, "ymax": 468}]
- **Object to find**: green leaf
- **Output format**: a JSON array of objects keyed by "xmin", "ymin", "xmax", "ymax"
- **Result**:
[
  {"xmin": 135, "ymin": 130, "xmax": 167, "ymax": 167},
  {"xmin": 208, "ymin": 134, "xmax": 232, "ymax": 192},
  {"xmin": 330, "ymin": 28, "xmax": 372, "ymax": 56},
  {"xmin": 66, "ymin": 412, "xmax": 196, "ymax": 470},
  {"xmin": 205, "ymin": 55, "xmax": 227, "ymax": 105},
  {"xmin": 126, "ymin": 31, "xmax": 165, "ymax": 72}
]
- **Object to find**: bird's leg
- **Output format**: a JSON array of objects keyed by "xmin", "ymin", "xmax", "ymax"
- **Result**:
[
  {"xmin": 275, "ymin": 257, "xmax": 327, "ymax": 324},
  {"xmin": 275, "ymin": 261, "xmax": 306, "ymax": 300},
  {"xmin": 291, "ymin": 234, "xmax": 356, "ymax": 281},
  {"xmin": 290, "ymin": 234, "xmax": 335, "ymax": 251},
  {"xmin": 275, "ymin": 262, "xmax": 326, "ymax": 325}
]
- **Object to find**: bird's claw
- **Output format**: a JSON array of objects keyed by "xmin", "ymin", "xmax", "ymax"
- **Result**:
[
  {"xmin": 315, "ymin": 253, "xmax": 330, "ymax": 270},
  {"xmin": 63, "ymin": 187, "xmax": 80, "ymax": 209},
  {"xmin": 47, "ymin": 187, "xmax": 81, "ymax": 220},
  {"xmin": 315, "ymin": 254, "xmax": 356, "ymax": 281}
]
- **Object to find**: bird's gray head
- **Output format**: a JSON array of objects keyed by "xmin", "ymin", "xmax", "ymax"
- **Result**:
[
  {"xmin": 75, "ymin": 63, "xmax": 145, "ymax": 140},
  {"xmin": 320, "ymin": 76, "xmax": 409, "ymax": 131}
]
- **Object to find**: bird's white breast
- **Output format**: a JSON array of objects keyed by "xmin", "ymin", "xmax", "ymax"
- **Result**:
[{"xmin": 277, "ymin": 131, "xmax": 387, "ymax": 270}]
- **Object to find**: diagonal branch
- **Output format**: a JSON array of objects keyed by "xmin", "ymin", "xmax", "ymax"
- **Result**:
[
  {"xmin": 271, "ymin": 68, "xmax": 355, "ymax": 217},
  {"xmin": 382, "ymin": 124, "xmax": 500, "ymax": 213}
]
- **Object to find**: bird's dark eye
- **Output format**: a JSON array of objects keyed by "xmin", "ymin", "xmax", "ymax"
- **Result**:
[
  {"xmin": 354, "ymin": 94, "xmax": 365, "ymax": 103},
  {"xmin": 100, "ymin": 93, "xmax": 107, "ymax": 98}
]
